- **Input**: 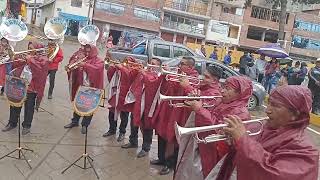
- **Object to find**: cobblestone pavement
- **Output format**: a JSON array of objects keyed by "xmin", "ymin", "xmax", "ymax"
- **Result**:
[{"xmin": 0, "ymin": 40, "xmax": 319, "ymax": 180}]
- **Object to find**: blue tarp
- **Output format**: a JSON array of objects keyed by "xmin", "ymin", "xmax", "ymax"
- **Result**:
[{"xmin": 59, "ymin": 12, "xmax": 88, "ymax": 22}]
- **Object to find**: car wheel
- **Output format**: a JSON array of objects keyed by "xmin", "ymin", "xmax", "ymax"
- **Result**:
[{"xmin": 247, "ymin": 95, "xmax": 258, "ymax": 111}]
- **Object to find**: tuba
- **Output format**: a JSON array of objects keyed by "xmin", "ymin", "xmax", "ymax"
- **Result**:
[
  {"xmin": 78, "ymin": 25, "xmax": 100, "ymax": 46},
  {"xmin": 44, "ymin": 17, "xmax": 67, "ymax": 40},
  {"xmin": 0, "ymin": 18, "xmax": 28, "ymax": 42}
]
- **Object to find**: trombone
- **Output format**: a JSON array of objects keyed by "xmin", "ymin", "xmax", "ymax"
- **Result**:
[
  {"xmin": 159, "ymin": 94, "xmax": 222, "ymax": 108},
  {"xmin": 161, "ymin": 67, "xmax": 201, "ymax": 85},
  {"xmin": 175, "ymin": 117, "xmax": 268, "ymax": 144}
]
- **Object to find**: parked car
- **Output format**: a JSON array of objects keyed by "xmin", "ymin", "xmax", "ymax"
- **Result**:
[
  {"xmin": 108, "ymin": 38, "xmax": 202, "ymax": 63},
  {"xmin": 163, "ymin": 57, "xmax": 266, "ymax": 110}
]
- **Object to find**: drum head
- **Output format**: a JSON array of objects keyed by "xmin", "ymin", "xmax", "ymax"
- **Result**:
[
  {"xmin": 4, "ymin": 76, "xmax": 28, "ymax": 107},
  {"xmin": 0, "ymin": 19, "xmax": 28, "ymax": 42},
  {"xmin": 73, "ymin": 86, "xmax": 103, "ymax": 116},
  {"xmin": 78, "ymin": 25, "xmax": 100, "ymax": 46},
  {"xmin": 44, "ymin": 17, "xmax": 67, "ymax": 40}
]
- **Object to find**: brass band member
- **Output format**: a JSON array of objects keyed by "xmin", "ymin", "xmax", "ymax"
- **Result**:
[
  {"xmin": 151, "ymin": 56, "xmax": 199, "ymax": 175},
  {"xmin": 0, "ymin": 38, "xmax": 10, "ymax": 95},
  {"xmin": 64, "ymin": 44, "xmax": 104, "ymax": 134},
  {"xmin": 121, "ymin": 58, "xmax": 163, "ymax": 158},
  {"xmin": 103, "ymin": 56, "xmax": 140, "ymax": 142},
  {"xmin": 47, "ymin": 40, "xmax": 63, "ymax": 99},
  {"xmin": 2, "ymin": 41, "xmax": 49, "ymax": 135},
  {"xmin": 175, "ymin": 76, "xmax": 253, "ymax": 179},
  {"xmin": 217, "ymin": 86, "xmax": 319, "ymax": 180}
]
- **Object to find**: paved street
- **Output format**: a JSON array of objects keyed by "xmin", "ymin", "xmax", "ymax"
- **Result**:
[{"xmin": 0, "ymin": 40, "xmax": 319, "ymax": 180}]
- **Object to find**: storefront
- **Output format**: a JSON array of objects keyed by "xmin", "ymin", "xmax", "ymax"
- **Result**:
[{"xmin": 58, "ymin": 12, "xmax": 88, "ymax": 36}]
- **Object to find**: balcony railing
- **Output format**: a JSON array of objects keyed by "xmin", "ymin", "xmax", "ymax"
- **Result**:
[
  {"xmin": 162, "ymin": 19, "xmax": 204, "ymax": 35},
  {"xmin": 164, "ymin": 0, "xmax": 208, "ymax": 16}
]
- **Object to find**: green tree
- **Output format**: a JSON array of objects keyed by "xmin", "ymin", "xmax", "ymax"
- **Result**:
[{"xmin": 245, "ymin": 0, "xmax": 320, "ymax": 47}]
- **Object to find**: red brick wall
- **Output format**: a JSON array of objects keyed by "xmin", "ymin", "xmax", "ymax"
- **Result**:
[
  {"xmin": 134, "ymin": 0, "xmax": 162, "ymax": 9},
  {"xmin": 176, "ymin": 34, "xmax": 184, "ymax": 44},
  {"xmin": 161, "ymin": 32, "xmax": 174, "ymax": 42},
  {"xmin": 295, "ymin": 12, "xmax": 320, "ymax": 24},
  {"xmin": 93, "ymin": 9, "xmax": 160, "ymax": 32}
]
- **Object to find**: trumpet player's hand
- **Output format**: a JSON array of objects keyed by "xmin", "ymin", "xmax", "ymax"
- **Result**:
[
  {"xmin": 188, "ymin": 89, "xmax": 201, "ymax": 97},
  {"xmin": 179, "ymin": 76, "xmax": 190, "ymax": 88},
  {"xmin": 223, "ymin": 115, "xmax": 246, "ymax": 141},
  {"xmin": 184, "ymin": 100, "xmax": 202, "ymax": 112}
]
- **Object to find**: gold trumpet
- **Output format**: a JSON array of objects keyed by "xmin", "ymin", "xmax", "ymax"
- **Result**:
[
  {"xmin": 161, "ymin": 67, "xmax": 201, "ymax": 85},
  {"xmin": 65, "ymin": 56, "xmax": 88, "ymax": 72},
  {"xmin": 175, "ymin": 117, "xmax": 269, "ymax": 144},
  {"xmin": 159, "ymin": 94, "xmax": 222, "ymax": 108}
]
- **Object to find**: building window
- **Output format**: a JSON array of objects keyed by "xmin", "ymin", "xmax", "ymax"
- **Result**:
[
  {"xmin": 71, "ymin": 0, "xmax": 82, "ymax": 8},
  {"xmin": 163, "ymin": 13, "xmax": 205, "ymax": 35},
  {"xmin": 153, "ymin": 44, "xmax": 170, "ymax": 57},
  {"xmin": 294, "ymin": 20, "xmax": 320, "ymax": 33},
  {"xmin": 223, "ymin": 6, "xmax": 243, "ymax": 16},
  {"xmin": 292, "ymin": 35, "xmax": 320, "ymax": 50},
  {"xmin": 165, "ymin": 0, "xmax": 208, "ymax": 16},
  {"xmin": 133, "ymin": 7, "xmax": 160, "ymax": 22},
  {"xmin": 95, "ymin": 1, "xmax": 125, "ymax": 15},
  {"xmin": 173, "ymin": 46, "xmax": 193, "ymax": 57},
  {"xmin": 247, "ymin": 26, "xmax": 280, "ymax": 43},
  {"xmin": 250, "ymin": 6, "xmax": 289, "ymax": 24}
]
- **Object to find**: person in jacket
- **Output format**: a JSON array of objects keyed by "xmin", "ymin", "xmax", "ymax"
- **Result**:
[
  {"xmin": 2, "ymin": 41, "xmax": 49, "ymax": 135},
  {"xmin": 47, "ymin": 40, "xmax": 63, "ymax": 99}
]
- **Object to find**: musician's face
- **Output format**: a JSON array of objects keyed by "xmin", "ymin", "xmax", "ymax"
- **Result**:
[
  {"xmin": 316, "ymin": 61, "xmax": 320, "ymax": 68},
  {"xmin": 265, "ymin": 99, "xmax": 294, "ymax": 128},
  {"xmin": 221, "ymin": 84, "xmax": 240, "ymax": 103},
  {"xmin": 84, "ymin": 47, "xmax": 91, "ymax": 56},
  {"xmin": 179, "ymin": 59, "xmax": 191, "ymax": 72},
  {"xmin": 202, "ymin": 70, "xmax": 217, "ymax": 85},
  {"xmin": 150, "ymin": 59, "xmax": 160, "ymax": 66}
]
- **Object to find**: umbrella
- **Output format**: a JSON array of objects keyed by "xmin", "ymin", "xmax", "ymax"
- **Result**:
[{"xmin": 257, "ymin": 43, "xmax": 289, "ymax": 58}]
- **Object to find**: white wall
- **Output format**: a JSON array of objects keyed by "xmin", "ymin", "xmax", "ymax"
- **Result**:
[
  {"xmin": 54, "ymin": 0, "xmax": 92, "ymax": 18},
  {"xmin": 206, "ymin": 20, "xmax": 241, "ymax": 45}
]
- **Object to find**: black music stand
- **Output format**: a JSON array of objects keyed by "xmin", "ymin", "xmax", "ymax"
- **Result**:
[
  {"xmin": 0, "ymin": 117, "xmax": 34, "ymax": 169},
  {"xmin": 61, "ymin": 126, "xmax": 99, "ymax": 179}
]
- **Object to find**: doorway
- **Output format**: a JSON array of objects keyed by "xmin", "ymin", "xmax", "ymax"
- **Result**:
[{"xmin": 109, "ymin": 30, "xmax": 122, "ymax": 45}]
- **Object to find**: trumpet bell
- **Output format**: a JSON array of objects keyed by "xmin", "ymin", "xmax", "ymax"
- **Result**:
[
  {"xmin": 0, "ymin": 19, "xmax": 28, "ymax": 42},
  {"xmin": 44, "ymin": 17, "xmax": 67, "ymax": 40},
  {"xmin": 78, "ymin": 25, "xmax": 100, "ymax": 46}
]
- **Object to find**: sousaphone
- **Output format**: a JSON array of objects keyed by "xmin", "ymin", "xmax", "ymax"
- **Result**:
[
  {"xmin": 44, "ymin": 17, "xmax": 67, "ymax": 40},
  {"xmin": 78, "ymin": 25, "xmax": 100, "ymax": 46},
  {"xmin": 0, "ymin": 18, "xmax": 28, "ymax": 42}
]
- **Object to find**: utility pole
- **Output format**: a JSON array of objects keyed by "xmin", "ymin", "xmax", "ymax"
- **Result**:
[
  {"xmin": 32, "ymin": 0, "xmax": 37, "ymax": 24},
  {"xmin": 87, "ymin": 0, "xmax": 96, "ymax": 25}
]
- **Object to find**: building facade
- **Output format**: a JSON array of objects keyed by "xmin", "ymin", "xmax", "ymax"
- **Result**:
[
  {"xmin": 53, "ymin": 0, "xmax": 92, "ymax": 36},
  {"xmin": 290, "ymin": 10, "xmax": 320, "ymax": 61},
  {"xmin": 93, "ymin": 0, "xmax": 162, "ymax": 47}
]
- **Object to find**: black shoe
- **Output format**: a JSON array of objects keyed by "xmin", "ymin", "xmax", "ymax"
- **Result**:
[
  {"xmin": 48, "ymin": 95, "xmax": 52, "ymax": 99},
  {"xmin": 22, "ymin": 128, "xmax": 30, "ymax": 135},
  {"xmin": 102, "ymin": 130, "xmax": 116, "ymax": 137},
  {"xmin": 150, "ymin": 159, "xmax": 164, "ymax": 166},
  {"xmin": 117, "ymin": 133, "xmax": 125, "ymax": 142},
  {"xmin": 2, "ymin": 124, "xmax": 16, "ymax": 132},
  {"xmin": 137, "ymin": 149, "xmax": 148, "ymax": 158},
  {"xmin": 64, "ymin": 123, "xmax": 79, "ymax": 129},
  {"xmin": 159, "ymin": 166, "xmax": 172, "ymax": 175},
  {"xmin": 121, "ymin": 143, "xmax": 138, "ymax": 149},
  {"xmin": 81, "ymin": 126, "xmax": 87, "ymax": 134}
]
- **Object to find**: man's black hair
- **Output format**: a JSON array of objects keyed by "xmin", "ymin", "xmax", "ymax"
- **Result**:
[
  {"xmin": 150, "ymin": 57, "xmax": 162, "ymax": 65},
  {"xmin": 207, "ymin": 65, "xmax": 223, "ymax": 79},
  {"xmin": 182, "ymin": 56, "xmax": 195, "ymax": 66}
]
